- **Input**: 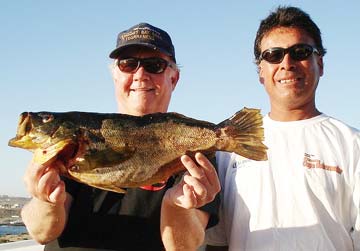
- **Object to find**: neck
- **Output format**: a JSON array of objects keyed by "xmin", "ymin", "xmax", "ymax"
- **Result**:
[
  {"xmin": 269, "ymin": 106, "xmax": 321, "ymax": 122},
  {"xmin": 117, "ymin": 107, "xmax": 142, "ymax": 116}
]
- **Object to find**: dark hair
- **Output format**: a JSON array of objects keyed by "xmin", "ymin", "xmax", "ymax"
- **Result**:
[{"xmin": 254, "ymin": 6, "xmax": 327, "ymax": 64}]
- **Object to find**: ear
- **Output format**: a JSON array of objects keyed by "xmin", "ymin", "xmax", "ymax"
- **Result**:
[
  {"xmin": 317, "ymin": 56, "xmax": 324, "ymax": 77},
  {"xmin": 111, "ymin": 63, "xmax": 119, "ymax": 83},
  {"xmin": 258, "ymin": 65, "xmax": 265, "ymax": 85},
  {"xmin": 171, "ymin": 70, "xmax": 180, "ymax": 90}
]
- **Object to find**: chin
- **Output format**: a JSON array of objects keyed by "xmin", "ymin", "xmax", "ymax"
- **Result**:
[
  {"xmin": 129, "ymin": 103, "xmax": 168, "ymax": 116},
  {"xmin": 135, "ymin": 107, "xmax": 157, "ymax": 116}
]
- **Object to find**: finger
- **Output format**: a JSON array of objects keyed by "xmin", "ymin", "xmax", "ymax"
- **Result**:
[
  {"xmin": 182, "ymin": 183, "xmax": 197, "ymax": 209},
  {"xmin": 183, "ymin": 174, "xmax": 207, "ymax": 201},
  {"xmin": 194, "ymin": 152, "xmax": 216, "ymax": 179},
  {"xmin": 23, "ymin": 161, "xmax": 50, "ymax": 196},
  {"xmin": 37, "ymin": 168, "xmax": 62, "ymax": 202},
  {"xmin": 180, "ymin": 155, "xmax": 206, "ymax": 180},
  {"xmin": 184, "ymin": 170, "xmax": 220, "ymax": 205},
  {"xmin": 194, "ymin": 152, "xmax": 212, "ymax": 169},
  {"xmin": 194, "ymin": 153, "xmax": 221, "ymax": 193},
  {"xmin": 24, "ymin": 160, "xmax": 48, "ymax": 186},
  {"xmin": 181, "ymin": 154, "xmax": 213, "ymax": 198},
  {"xmin": 48, "ymin": 180, "xmax": 66, "ymax": 204}
]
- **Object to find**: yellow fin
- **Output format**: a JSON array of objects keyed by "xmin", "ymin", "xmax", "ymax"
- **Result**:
[
  {"xmin": 217, "ymin": 107, "xmax": 268, "ymax": 161},
  {"xmin": 33, "ymin": 139, "xmax": 73, "ymax": 165}
]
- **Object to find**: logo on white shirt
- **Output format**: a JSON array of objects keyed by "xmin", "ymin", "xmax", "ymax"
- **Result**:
[
  {"xmin": 303, "ymin": 153, "xmax": 342, "ymax": 174},
  {"xmin": 232, "ymin": 157, "xmax": 255, "ymax": 169}
]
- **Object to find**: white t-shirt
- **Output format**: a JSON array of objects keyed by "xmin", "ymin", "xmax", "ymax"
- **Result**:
[{"xmin": 205, "ymin": 114, "xmax": 360, "ymax": 251}]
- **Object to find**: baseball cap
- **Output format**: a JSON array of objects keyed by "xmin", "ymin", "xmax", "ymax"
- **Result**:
[{"xmin": 109, "ymin": 23, "xmax": 176, "ymax": 62}]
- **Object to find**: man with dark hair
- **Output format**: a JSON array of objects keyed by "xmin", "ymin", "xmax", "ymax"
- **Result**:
[{"xmin": 205, "ymin": 6, "xmax": 360, "ymax": 251}]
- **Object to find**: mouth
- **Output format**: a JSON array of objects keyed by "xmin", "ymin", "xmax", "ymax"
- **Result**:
[
  {"xmin": 130, "ymin": 87, "xmax": 155, "ymax": 92},
  {"xmin": 17, "ymin": 113, "xmax": 31, "ymax": 137},
  {"xmin": 8, "ymin": 113, "xmax": 34, "ymax": 148},
  {"xmin": 277, "ymin": 77, "xmax": 301, "ymax": 84},
  {"xmin": 130, "ymin": 87, "xmax": 159, "ymax": 96}
]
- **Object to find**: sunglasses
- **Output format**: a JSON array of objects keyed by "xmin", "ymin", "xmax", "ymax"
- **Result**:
[
  {"xmin": 259, "ymin": 44, "xmax": 320, "ymax": 64},
  {"xmin": 117, "ymin": 57, "xmax": 174, "ymax": 74}
]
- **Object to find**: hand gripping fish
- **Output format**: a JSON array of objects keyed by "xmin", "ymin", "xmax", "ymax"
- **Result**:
[{"xmin": 9, "ymin": 107, "xmax": 267, "ymax": 193}]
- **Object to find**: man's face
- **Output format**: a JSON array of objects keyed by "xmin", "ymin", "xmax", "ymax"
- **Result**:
[
  {"xmin": 258, "ymin": 27, "xmax": 323, "ymax": 116},
  {"xmin": 112, "ymin": 47, "xmax": 179, "ymax": 116}
]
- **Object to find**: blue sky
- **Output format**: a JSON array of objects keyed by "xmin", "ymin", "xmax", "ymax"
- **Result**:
[{"xmin": 1, "ymin": 1, "xmax": 359, "ymax": 197}]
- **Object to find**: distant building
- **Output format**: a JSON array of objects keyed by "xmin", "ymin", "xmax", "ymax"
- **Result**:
[{"xmin": 11, "ymin": 204, "xmax": 20, "ymax": 209}]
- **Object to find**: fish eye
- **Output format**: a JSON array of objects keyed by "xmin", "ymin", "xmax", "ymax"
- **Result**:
[{"xmin": 39, "ymin": 114, "xmax": 54, "ymax": 123}]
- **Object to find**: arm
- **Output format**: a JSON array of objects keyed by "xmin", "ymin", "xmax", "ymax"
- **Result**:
[
  {"xmin": 161, "ymin": 153, "xmax": 221, "ymax": 251},
  {"xmin": 21, "ymin": 159, "xmax": 73, "ymax": 244}
]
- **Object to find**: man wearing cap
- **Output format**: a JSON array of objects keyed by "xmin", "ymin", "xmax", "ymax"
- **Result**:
[{"xmin": 21, "ymin": 23, "xmax": 220, "ymax": 251}]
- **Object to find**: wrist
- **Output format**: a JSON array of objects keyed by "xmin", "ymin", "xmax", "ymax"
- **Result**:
[{"xmin": 162, "ymin": 190, "xmax": 179, "ymax": 209}]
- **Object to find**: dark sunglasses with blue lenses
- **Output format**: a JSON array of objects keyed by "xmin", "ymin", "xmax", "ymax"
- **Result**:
[
  {"xmin": 259, "ymin": 43, "xmax": 320, "ymax": 64},
  {"xmin": 117, "ymin": 57, "xmax": 175, "ymax": 74}
]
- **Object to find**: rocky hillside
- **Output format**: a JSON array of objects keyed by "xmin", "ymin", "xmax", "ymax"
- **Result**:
[
  {"xmin": 0, "ymin": 195, "xmax": 30, "ymax": 225},
  {"xmin": 0, "ymin": 233, "xmax": 31, "ymax": 244}
]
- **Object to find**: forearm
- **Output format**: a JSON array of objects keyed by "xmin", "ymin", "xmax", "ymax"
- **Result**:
[
  {"xmin": 161, "ymin": 197, "xmax": 209, "ymax": 251},
  {"xmin": 21, "ymin": 195, "xmax": 71, "ymax": 244}
]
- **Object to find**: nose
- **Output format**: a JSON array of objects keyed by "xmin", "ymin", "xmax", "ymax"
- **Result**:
[
  {"xmin": 132, "ymin": 65, "xmax": 150, "ymax": 81},
  {"xmin": 279, "ymin": 53, "xmax": 296, "ymax": 70}
]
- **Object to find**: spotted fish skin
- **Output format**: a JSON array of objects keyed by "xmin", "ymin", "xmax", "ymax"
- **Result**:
[{"xmin": 9, "ymin": 108, "xmax": 267, "ymax": 193}]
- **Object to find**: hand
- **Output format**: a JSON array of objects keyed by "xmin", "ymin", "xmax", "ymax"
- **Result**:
[
  {"xmin": 23, "ymin": 158, "xmax": 67, "ymax": 205},
  {"xmin": 165, "ymin": 152, "xmax": 221, "ymax": 209}
]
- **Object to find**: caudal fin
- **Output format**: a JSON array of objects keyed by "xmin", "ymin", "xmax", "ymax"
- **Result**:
[{"xmin": 216, "ymin": 107, "xmax": 267, "ymax": 161}]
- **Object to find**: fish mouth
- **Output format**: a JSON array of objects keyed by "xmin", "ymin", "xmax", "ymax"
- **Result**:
[
  {"xmin": 8, "ymin": 113, "xmax": 35, "ymax": 149},
  {"xmin": 8, "ymin": 112, "xmax": 54, "ymax": 149},
  {"xmin": 16, "ymin": 112, "xmax": 30, "ymax": 137},
  {"xmin": 9, "ymin": 112, "xmax": 79, "ymax": 166}
]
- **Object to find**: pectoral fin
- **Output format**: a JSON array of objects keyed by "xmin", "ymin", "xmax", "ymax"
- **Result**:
[{"xmin": 33, "ymin": 139, "xmax": 73, "ymax": 165}]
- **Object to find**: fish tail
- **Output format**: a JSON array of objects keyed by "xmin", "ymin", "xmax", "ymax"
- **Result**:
[{"xmin": 216, "ymin": 107, "xmax": 267, "ymax": 161}]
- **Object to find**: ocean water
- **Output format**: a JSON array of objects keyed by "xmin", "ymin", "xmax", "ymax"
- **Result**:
[{"xmin": 0, "ymin": 225, "xmax": 27, "ymax": 236}]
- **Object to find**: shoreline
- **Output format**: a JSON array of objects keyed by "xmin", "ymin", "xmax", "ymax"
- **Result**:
[
  {"xmin": 0, "ymin": 223, "xmax": 25, "ymax": 227},
  {"xmin": 0, "ymin": 233, "xmax": 31, "ymax": 244}
]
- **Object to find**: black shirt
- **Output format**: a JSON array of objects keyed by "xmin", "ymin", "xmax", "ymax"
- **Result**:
[{"xmin": 44, "ymin": 173, "xmax": 220, "ymax": 251}]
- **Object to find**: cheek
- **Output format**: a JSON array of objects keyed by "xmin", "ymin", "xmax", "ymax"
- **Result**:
[
  {"xmin": 259, "ymin": 63, "xmax": 276, "ymax": 84},
  {"xmin": 154, "ymin": 75, "xmax": 173, "ymax": 90},
  {"xmin": 114, "ymin": 73, "xmax": 132, "ymax": 91},
  {"xmin": 305, "ymin": 62, "xmax": 322, "ymax": 84}
]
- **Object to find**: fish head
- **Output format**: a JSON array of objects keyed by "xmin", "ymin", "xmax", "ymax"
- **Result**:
[{"xmin": 8, "ymin": 112, "xmax": 79, "ymax": 164}]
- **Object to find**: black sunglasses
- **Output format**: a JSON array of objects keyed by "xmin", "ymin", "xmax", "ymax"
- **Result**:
[
  {"xmin": 259, "ymin": 43, "xmax": 320, "ymax": 64},
  {"xmin": 117, "ymin": 57, "xmax": 175, "ymax": 74}
]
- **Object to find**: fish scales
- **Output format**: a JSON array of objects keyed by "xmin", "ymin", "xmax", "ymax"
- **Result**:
[
  {"xmin": 9, "ymin": 108, "xmax": 268, "ymax": 193},
  {"xmin": 96, "ymin": 119, "xmax": 218, "ymax": 183}
]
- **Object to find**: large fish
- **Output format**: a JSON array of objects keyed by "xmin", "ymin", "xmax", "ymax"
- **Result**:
[{"xmin": 9, "ymin": 108, "xmax": 267, "ymax": 193}]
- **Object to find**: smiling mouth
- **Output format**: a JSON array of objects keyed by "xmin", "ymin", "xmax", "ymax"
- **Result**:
[
  {"xmin": 130, "ymin": 87, "xmax": 155, "ymax": 92},
  {"xmin": 278, "ymin": 78, "xmax": 300, "ymax": 84}
]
